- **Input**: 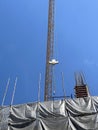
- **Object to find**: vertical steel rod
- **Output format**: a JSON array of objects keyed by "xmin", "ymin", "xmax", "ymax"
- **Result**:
[
  {"xmin": 61, "ymin": 72, "xmax": 66, "ymax": 97},
  {"xmin": 38, "ymin": 73, "xmax": 41, "ymax": 102},
  {"xmin": 11, "ymin": 77, "xmax": 18, "ymax": 105},
  {"xmin": 2, "ymin": 78, "xmax": 10, "ymax": 106}
]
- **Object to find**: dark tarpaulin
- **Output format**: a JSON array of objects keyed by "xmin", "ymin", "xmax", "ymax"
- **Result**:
[{"xmin": 0, "ymin": 96, "xmax": 98, "ymax": 130}]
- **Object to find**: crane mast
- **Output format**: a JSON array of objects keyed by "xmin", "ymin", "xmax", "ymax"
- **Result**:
[{"xmin": 44, "ymin": 0, "xmax": 55, "ymax": 101}]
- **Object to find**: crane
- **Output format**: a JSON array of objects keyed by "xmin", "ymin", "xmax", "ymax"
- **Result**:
[{"xmin": 44, "ymin": 0, "xmax": 58, "ymax": 101}]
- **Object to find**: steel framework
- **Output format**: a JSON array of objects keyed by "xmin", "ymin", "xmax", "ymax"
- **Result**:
[{"xmin": 74, "ymin": 72, "xmax": 89, "ymax": 98}]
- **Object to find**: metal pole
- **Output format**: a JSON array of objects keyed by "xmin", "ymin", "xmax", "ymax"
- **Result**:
[
  {"xmin": 61, "ymin": 72, "xmax": 66, "ymax": 97},
  {"xmin": 2, "ymin": 78, "xmax": 10, "ymax": 106},
  {"xmin": 11, "ymin": 77, "xmax": 18, "ymax": 105},
  {"xmin": 38, "ymin": 73, "xmax": 41, "ymax": 102}
]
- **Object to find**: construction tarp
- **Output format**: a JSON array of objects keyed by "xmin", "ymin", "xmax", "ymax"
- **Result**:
[{"xmin": 0, "ymin": 96, "xmax": 98, "ymax": 130}]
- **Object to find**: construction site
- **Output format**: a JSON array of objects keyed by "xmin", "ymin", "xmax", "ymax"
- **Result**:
[{"xmin": 0, "ymin": 0, "xmax": 98, "ymax": 130}]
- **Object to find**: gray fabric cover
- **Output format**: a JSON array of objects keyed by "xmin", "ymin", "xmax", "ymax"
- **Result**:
[{"xmin": 0, "ymin": 96, "xmax": 98, "ymax": 130}]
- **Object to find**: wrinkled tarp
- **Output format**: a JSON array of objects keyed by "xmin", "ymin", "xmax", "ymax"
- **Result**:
[{"xmin": 1, "ymin": 96, "xmax": 98, "ymax": 130}]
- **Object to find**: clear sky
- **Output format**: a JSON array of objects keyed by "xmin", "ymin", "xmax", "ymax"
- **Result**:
[{"xmin": 0, "ymin": 0, "xmax": 98, "ymax": 105}]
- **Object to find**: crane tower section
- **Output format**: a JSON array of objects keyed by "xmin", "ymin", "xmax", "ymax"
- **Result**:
[{"xmin": 44, "ymin": 0, "xmax": 58, "ymax": 101}]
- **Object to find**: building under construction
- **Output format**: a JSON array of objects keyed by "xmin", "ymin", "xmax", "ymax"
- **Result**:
[
  {"xmin": 1, "ymin": 96, "xmax": 98, "ymax": 130},
  {"xmin": 0, "ymin": 0, "xmax": 98, "ymax": 130}
]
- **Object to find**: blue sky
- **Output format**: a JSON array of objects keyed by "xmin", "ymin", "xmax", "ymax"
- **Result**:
[{"xmin": 0, "ymin": 0, "xmax": 98, "ymax": 105}]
